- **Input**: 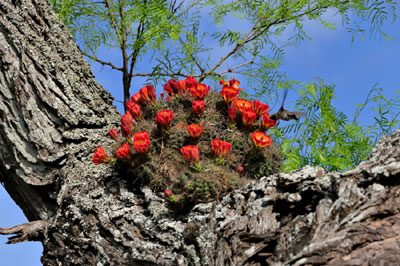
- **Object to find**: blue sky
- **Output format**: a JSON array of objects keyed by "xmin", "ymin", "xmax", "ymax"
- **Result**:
[{"xmin": 1, "ymin": 5, "xmax": 399, "ymax": 265}]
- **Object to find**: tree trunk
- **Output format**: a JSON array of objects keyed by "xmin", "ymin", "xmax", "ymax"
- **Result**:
[{"xmin": 1, "ymin": 0, "xmax": 400, "ymax": 265}]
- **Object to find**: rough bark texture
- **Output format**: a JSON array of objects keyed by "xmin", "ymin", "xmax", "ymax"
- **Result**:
[
  {"xmin": 0, "ymin": 0, "xmax": 120, "ymax": 222},
  {"xmin": 1, "ymin": 0, "xmax": 400, "ymax": 265}
]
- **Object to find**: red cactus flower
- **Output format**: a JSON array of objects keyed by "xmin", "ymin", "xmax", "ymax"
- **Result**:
[
  {"xmin": 131, "ymin": 92, "xmax": 145, "ymax": 106},
  {"xmin": 192, "ymin": 100, "xmax": 205, "ymax": 117},
  {"xmin": 120, "ymin": 124, "xmax": 131, "ymax": 138},
  {"xmin": 190, "ymin": 83, "xmax": 210, "ymax": 100},
  {"xmin": 187, "ymin": 124, "xmax": 203, "ymax": 138},
  {"xmin": 133, "ymin": 138, "xmax": 150, "ymax": 154},
  {"xmin": 229, "ymin": 78, "xmax": 241, "ymax": 89},
  {"xmin": 164, "ymin": 189, "xmax": 173, "ymax": 197},
  {"xmin": 251, "ymin": 131, "xmax": 272, "ymax": 149},
  {"xmin": 220, "ymin": 78, "xmax": 242, "ymax": 90},
  {"xmin": 180, "ymin": 145, "xmax": 200, "ymax": 163},
  {"xmin": 260, "ymin": 113, "xmax": 279, "ymax": 131},
  {"xmin": 125, "ymin": 101, "xmax": 142, "ymax": 120},
  {"xmin": 234, "ymin": 99, "xmax": 252, "ymax": 113},
  {"xmin": 220, "ymin": 87, "xmax": 240, "ymax": 104},
  {"xmin": 164, "ymin": 189, "xmax": 176, "ymax": 202},
  {"xmin": 241, "ymin": 109, "xmax": 257, "ymax": 127},
  {"xmin": 228, "ymin": 107, "xmax": 237, "ymax": 123},
  {"xmin": 120, "ymin": 112, "xmax": 134, "ymax": 127},
  {"xmin": 163, "ymin": 82, "xmax": 174, "ymax": 97},
  {"xmin": 108, "ymin": 129, "xmax": 120, "ymax": 141},
  {"xmin": 253, "ymin": 100, "xmax": 269, "ymax": 117},
  {"xmin": 116, "ymin": 143, "xmax": 132, "ymax": 159},
  {"xmin": 155, "ymin": 110, "xmax": 174, "ymax": 130},
  {"xmin": 177, "ymin": 80, "xmax": 188, "ymax": 95},
  {"xmin": 219, "ymin": 79, "xmax": 228, "ymax": 86},
  {"xmin": 163, "ymin": 79, "xmax": 179, "ymax": 97},
  {"xmin": 92, "ymin": 146, "xmax": 111, "ymax": 164},
  {"xmin": 133, "ymin": 131, "xmax": 149, "ymax": 141},
  {"xmin": 140, "ymin": 84, "xmax": 156, "ymax": 104},
  {"xmin": 185, "ymin": 76, "xmax": 198, "ymax": 90},
  {"xmin": 120, "ymin": 112, "xmax": 136, "ymax": 137},
  {"xmin": 169, "ymin": 79, "xmax": 180, "ymax": 92},
  {"xmin": 236, "ymin": 166, "xmax": 244, "ymax": 173},
  {"xmin": 210, "ymin": 138, "xmax": 232, "ymax": 158}
]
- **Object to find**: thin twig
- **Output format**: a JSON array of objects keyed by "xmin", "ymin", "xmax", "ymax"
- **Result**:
[
  {"xmin": 103, "ymin": 0, "xmax": 120, "ymax": 37},
  {"xmin": 217, "ymin": 53, "xmax": 257, "ymax": 75},
  {"xmin": 179, "ymin": 37, "xmax": 205, "ymax": 74},
  {"xmin": 202, "ymin": 2, "xmax": 346, "ymax": 80},
  {"xmin": 80, "ymin": 49, "xmax": 123, "ymax": 71},
  {"xmin": 131, "ymin": 72, "xmax": 199, "ymax": 78},
  {"xmin": 175, "ymin": 0, "xmax": 202, "ymax": 18}
]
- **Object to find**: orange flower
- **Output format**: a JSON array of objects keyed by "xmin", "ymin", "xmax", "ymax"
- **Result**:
[
  {"xmin": 251, "ymin": 131, "xmax": 272, "ymax": 149},
  {"xmin": 116, "ymin": 143, "xmax": 132, "ymax": 159},
  {"xmin": 140, "ymin": 84, "xmax": 156, "ymax": 103},
  {"xmin": 131, "ymin": 92, "xmax": 145, "ymax": 106},
  {"xmin": 260, "ymin": 113, "xmax": 278, "ymax": 131},
  {"xmin": 133, "ymin": 138, "xmax": 150, "ymax": 154},
  {"xmin": 190, "ymin": 83, "xmax": 210, "ymax": 100},
  {"xmin": 133, "ymin": 131, "xmax": 149, "ymax": 141},
  {"xmin": 228, "ymin": 107, "xmax": 237, "ymax": 123},
  {"xmin": 219, "ymin": 79, "xmax": 228, "ymax": 86},
  {"xmin": 177, "ymin": 80, "xmax": 188, "ymax": 95},
  {"xmin": 210, "ymin": 139, "xmax": 232, "ymax": 158},
  {"xmin": 92, "ymin": 146, "xmax": 111, "ymax": 164},
  {"xmin": 155, "ymin": 110, "xmax": 174, "ymax": 130},
  {"xmin": 187, "ymin": 124, "xmax": 203, "ymax": 138},
  {"xmin": 192, "ymin": 100, "xmax": 205, "ymax": 117},
  {"xmin": 180, "ymin": 145, "xmax": 200, "ymax": 163},
  {"xmin": 220, "ymin": 87, "xmax": 239, "ymax": 104},
  {"xmin": 234, "ymin": 99, "xmax": 252, "ymax": 113},
  {"xmin": 253, "ymin": 100, "xmax": 269, "ymax": 117},
  {"xmin": 241, "ymin": 109, "xmax": 257, "ymax": 126},
  {"xmin": 125, "ymin": 101, "xmax": 142, "ymax": 120},
  {"xmin": 220, "ymin": 78, "xmax": 241, "ymax": 89},
  {"xmin": 108, "ymin": 129, "xmax": 120, "ymax": 141},
  {"xmin": 229, "ymin": 78, "xmax": 241, "ymax": 89}
]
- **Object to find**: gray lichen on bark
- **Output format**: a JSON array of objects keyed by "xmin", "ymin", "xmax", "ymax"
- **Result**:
[
  {"xmin": 39, "ymin": 129, "xmax": 400, "ymax": 265},
  {"xmin": 0, "ymin": 0, "xmax": 120, "ymax": 221}
]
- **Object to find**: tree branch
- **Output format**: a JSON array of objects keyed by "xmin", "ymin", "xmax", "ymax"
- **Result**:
[
  {"xmin": 79, "ymin": 49, "xmax": 123, "ymax": 71},
  {"xmin": 131, "ymin": 71, "xmax": 197, "ymax": 78},
  {"xmin": 217, "ymin": 52, "xmax": 257, "ymax": 76},
  {"xmin": 178, "ymin": 37, "xmax": 205, "ymax": 74},
  {"xmin": 0, "ymin": 220, "xmax": 48, "ymax": 244},
  {"xmin": 175, "ymin": 0, "xmax": 202, "ymax": 18},
  {"xmin": 202, "ymin": 1, "xmax": 349, "ymax": 81}
]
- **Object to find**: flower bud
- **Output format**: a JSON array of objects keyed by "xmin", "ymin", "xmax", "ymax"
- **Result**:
[
  {"xmin": 92, "ymin": 146, "xmax": 111, "ymax": 164},
  {"xmin": 192, "ymin": 100, "xmax": 205, "ymax": 117}
]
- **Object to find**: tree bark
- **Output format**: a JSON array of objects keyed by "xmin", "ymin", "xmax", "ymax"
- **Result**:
[{"xmin": 1, "ymin": 0, "xmax": 400, "ymax": 265}]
